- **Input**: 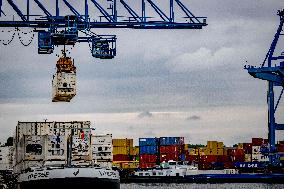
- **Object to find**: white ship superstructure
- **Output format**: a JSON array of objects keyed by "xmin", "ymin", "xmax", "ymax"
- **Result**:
[{"xmin": 13, "ymin": 121, "xmax": 120, "ymax": 189}]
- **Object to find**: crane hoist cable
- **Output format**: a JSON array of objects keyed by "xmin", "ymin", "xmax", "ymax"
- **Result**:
[
  {"xmin": 0, "ymin": 28, "xmax": 16, "ymax": 45},
  {"xmin": 17, "ymin": 28, "xmax": 35, "ymax": 47}
]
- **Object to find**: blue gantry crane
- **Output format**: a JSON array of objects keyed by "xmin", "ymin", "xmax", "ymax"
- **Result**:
[
  {"xmin": 245, "ymin": 10, "xmax": 284, "ymax": 167},
  {"xmin": 0, "ymin": 0, "xmax": 207, "ymax": 58}
]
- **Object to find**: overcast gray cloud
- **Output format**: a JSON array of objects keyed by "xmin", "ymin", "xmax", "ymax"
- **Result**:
[{"xmin": 0, "ymin": 0, "xmax": 284, "ymax": 146}]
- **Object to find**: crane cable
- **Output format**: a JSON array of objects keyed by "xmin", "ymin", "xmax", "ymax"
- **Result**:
[
  {"xmin": 0, "ymin": 28, "xmax": 16, "ymax": 45},
  {"xmin": 17, "ymin": 28, "xmax": 35, "ymax": 46}
]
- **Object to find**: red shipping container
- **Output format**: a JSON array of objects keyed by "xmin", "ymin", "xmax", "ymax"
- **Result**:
[
  {"xmin": 198, "ymin": 162, "xmax": 212, "ymax": 170},
  {"xmin": 277, "ymin": 145, "xmax": 284, "ymax": 152},
  {"xmin": 160, "ymin": 145, "xmax": 183, "ymax": 154},
  {"xmin": 243, "ymin": 143, "xmax": 252, "ymax": 154},
  {"xmin": 186, "ymin": 155, "xmax": 199, "ymax": 162},
  {"xmin": 263, "ymin": 139, "xmax": 268, "ymax": 144},
  {"xmin": 139, "ymin": 162, "xmax": 156, "ymax": 169},
  {"xmin": 278, "ymin": 141, "xmax": 284, "ymax": 145},
  {"xmin": 230, "ymin": 155, "xmax": 245, "ymax": 163},
  {"xmin": 217, "ymin": 155, "xmax": 230, "ymax": 163},
  {"xmin": 252, "ymin": 138, "xmax": 263, "ymax": 146},
  {"xmin": 113, "ymin": 154, "xmax": 130, "ymax": 161},
  {"xmin": 139, "ymin": 154, "xmax": 157, "ymax": 163},
  {"xmin": 199, "ymin": 155, "xmax": 218, "ymax": 163},
  {"xmin": 160, "ymin": 153, "xmax": 179, "ymax": 162}
]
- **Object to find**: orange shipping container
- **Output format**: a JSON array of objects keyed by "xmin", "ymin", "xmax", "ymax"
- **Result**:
[{"xmin": 112, "ymin": 139, "xmax": 133, "ymax": 147}]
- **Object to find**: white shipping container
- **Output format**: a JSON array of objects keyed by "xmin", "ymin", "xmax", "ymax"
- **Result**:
[
  {"xmin": 45, "ymin": 135, "xmax": 67, "ymax": 161},
  {"xmin": 52, "ymin": 72, "xmax": 76, "ymax": 102},
  {"xmin": 14, "ymin": 160, "xmax": 43, "ymax": 174},
  {"xmin": 92, "ymin": 145, "xmax": 112, "ymax": 153},
  {"xmin": 95, "ymin": 161, "xmax": 112, "ymax": 169},
  {"xmin": 14, "ymin": 135, "xmax": 46, "ymax": 164},
  {"xmin": 92, "ymin": 134, "xmax": 112, "ymax": 145},
  {"xmin": 16, "ymin": 121, "xmax": 91, "ymax": 139},
  {"xmin": 0, "ymin": 146, "xmax": 13, "ymax": 171},
  {"xmin": 72, "ymin": 131, "xmax": 91, "ymax": 161},
  {"xmin": 252, "ymin": 146, "xmax": 261, "ymax": 154},
  {"xmin": 92, "ymin": 153, "xmax": 113, "ymax": 161}
]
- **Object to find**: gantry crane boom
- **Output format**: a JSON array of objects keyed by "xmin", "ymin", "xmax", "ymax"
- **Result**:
[
  {"xmin": 0, "ymin": 0, "xmax": 207, "ymax": 58},
  {"xmin": 0, "ymin": 0, "xmax": 207, "ymax": 102},
  {"xmin": 245, "ymin": 10, "xmax": 284, "ymax": 167}
]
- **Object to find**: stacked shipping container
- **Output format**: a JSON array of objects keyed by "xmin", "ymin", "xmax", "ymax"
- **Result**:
[
  {"xmin": 159, "ymin": 137, "xmax": 184, "ymax": 163},
  {"xmin": 251, "ymin": 138, "xmax": 269, "ymax": 162},
  {"xmin": 13, "ymin": 121, "xmax": 92, "ymax": 173},
  {"xmin": 92, "ymin": 134, "xmax": 113, "ymax": 168},
  {"xmin": 139, "ymin": 138, "xmax": 159, "ymax": 168},
  {"xmin": 0, "ymin": 146, "xmax": 13, "ymax": 171},
  {"xmin": 112, "ymin": 139, "xmax": 133, "ymax": 161}
]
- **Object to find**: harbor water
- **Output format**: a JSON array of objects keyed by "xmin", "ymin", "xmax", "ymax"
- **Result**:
[{"xmin": 121, "ymin": 183, "xmax": 284, "ymax": 189}]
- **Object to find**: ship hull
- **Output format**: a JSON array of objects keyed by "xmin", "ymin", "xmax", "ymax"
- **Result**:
[
  {"xmin": 121, "ymin": 173, "xmax": 284, "ymax": 184},
  {"xmin": 19, "ymin": 177, "xmax": 120, "ymax": 189},
  {"xmin": 17, "ymin": 167, "xmax": 120, "ymax": 189}
]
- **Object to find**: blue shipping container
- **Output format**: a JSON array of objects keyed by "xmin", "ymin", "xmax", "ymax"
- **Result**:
[
  {"xmin": 139, "ymin": 145, "xmax": 158, "ymax": 154},
  {"xmin": 139, "ymin": 138, "xmax": 158, "ymax": 146},
  {"xmin": 159, "ymin": 137, "xmax": 184, "ymax": 146}
]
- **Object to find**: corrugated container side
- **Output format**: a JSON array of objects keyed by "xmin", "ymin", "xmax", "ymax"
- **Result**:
[
  {"xmin": 230, "ymin": 155, "xmax": 245, "ymax": 163},
  {"xmin": 113, "ymin": 146, "xmax": 130, "ymax": 155},
  {"xmin": 139, "ymin": 138, "xmax": 158, "ymax": 146},
  {"xmin": 139, "ymin": 154, "xmax": 157, "ymax": 163},
  {"xmin": 277, "ymin": 144, "xmax": 284, "ymax": 152},
  {"xmin": 243, "ymin": 143, "xmax": 252, "ymax": 154},
  {"xmin": 71, "ymin": 131, "xmax": 92, "ymax": 164},
  {"xmin": 121, "ymin": 161, "xmax": 139, "ymax": 169},
  {"xmin": 186, "ymin": 155, "xmax": 199, "ymax": 162},
  {"xmin": 45, "ymin": 135, "xmax": 67, "ymax": 161},
  {"xmin": 139, "ymin": 145, "xmax": 158, "ymax": 155},
  {"xmin": 252, "ymin": 138, "xmax": 263, "ymax": 146},
  {"xmin": 216, "ymin": 148, "xmax": 224, "ymax": 155},
  {"xmin": 207, "ymin": 141, "xmax": 218, "ymax": 149},
  {"xmin": 112, "ymin": 139, "xmax": 133, "ymax": 147},
  {"xmin": 139, "ymin": 162, "xmax": 156, "ymax": 169},
  {"xmin": 205, "ymin": 148, "xmax": 217, "ymax": 155},
  {"xmin": 159, "ymin": 137, "xmax": 184, "ymax": 146},
  {"xmin": 92, "ymin": 134, "xmax": 112, "ymax": 145},
  {"xmin": 130, "ymin": 146, "xmax": 139, "ymax": 156},
  {"xmin": 113, "ymin": 154, "xmax": 130, "ymax": 161},
  {"xmin": 93, "ymin": 145, "xmax": 112, "ymax": 154},
  {"xmin": 52, "ymin": 72, "xmax": 76, "ymax": 102},
  {"xmin": 160, "ymin": 152, "xmax": 179, "ymax": 162},
  {"xmin": 217, "ymin": 142, "xmax": 224, "ymax": 148}
]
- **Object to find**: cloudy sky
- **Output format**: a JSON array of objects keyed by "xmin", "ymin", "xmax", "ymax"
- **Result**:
[{"xmin": 0, "ymin": 0, "xmax": 284, "ymax": 146}]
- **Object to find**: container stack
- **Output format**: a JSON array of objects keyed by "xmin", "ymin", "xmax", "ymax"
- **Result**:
[
  {"xmin": 13, "ymin": 121, "xmax": 92, "ymax": 173},
  {"xmin": 251, "ymin": 138, "xmax": 269, "ymax": 162},
  {"xmin": 238, "ymin": 143, "xmax": 252, "ymax": 162},
  {"xmin": 159, "ymin": 137, "xmax": 184, "ymax": 163},
  {"xmin": 52, "ymin": 52, "xmax": 76, "ymax": 102},
  {"xmin": 139, "ymin": 138, "xmax": 158, "ymax": 168},
  {"xmin": 92, "ymin": 134, "xmax": 113, "ymax": 168},
  {"xmin": 112, "ymin": 138, "xmax": 133, "ymax": 162},
  {"xmin": 277, "ymin": 141, "xmax": 284, "ymax": 153}
]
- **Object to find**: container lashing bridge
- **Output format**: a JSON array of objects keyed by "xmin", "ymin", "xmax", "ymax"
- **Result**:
[
  {"xmin": 0, "ymin": 0, "xmax": 207, "ymax": 59},
  {"xmin": 245, "ymin": 10, "xmax": 284, "ymax": 167}
]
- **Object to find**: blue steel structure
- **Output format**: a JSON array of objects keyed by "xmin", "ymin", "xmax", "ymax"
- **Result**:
[
  {"xmin": 245, "ymin": 10, "xmax": 284, "ymax": 167},
  {"xmin": 0, "ymin": 0, "xmax": 207, "ymax": 58}
]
